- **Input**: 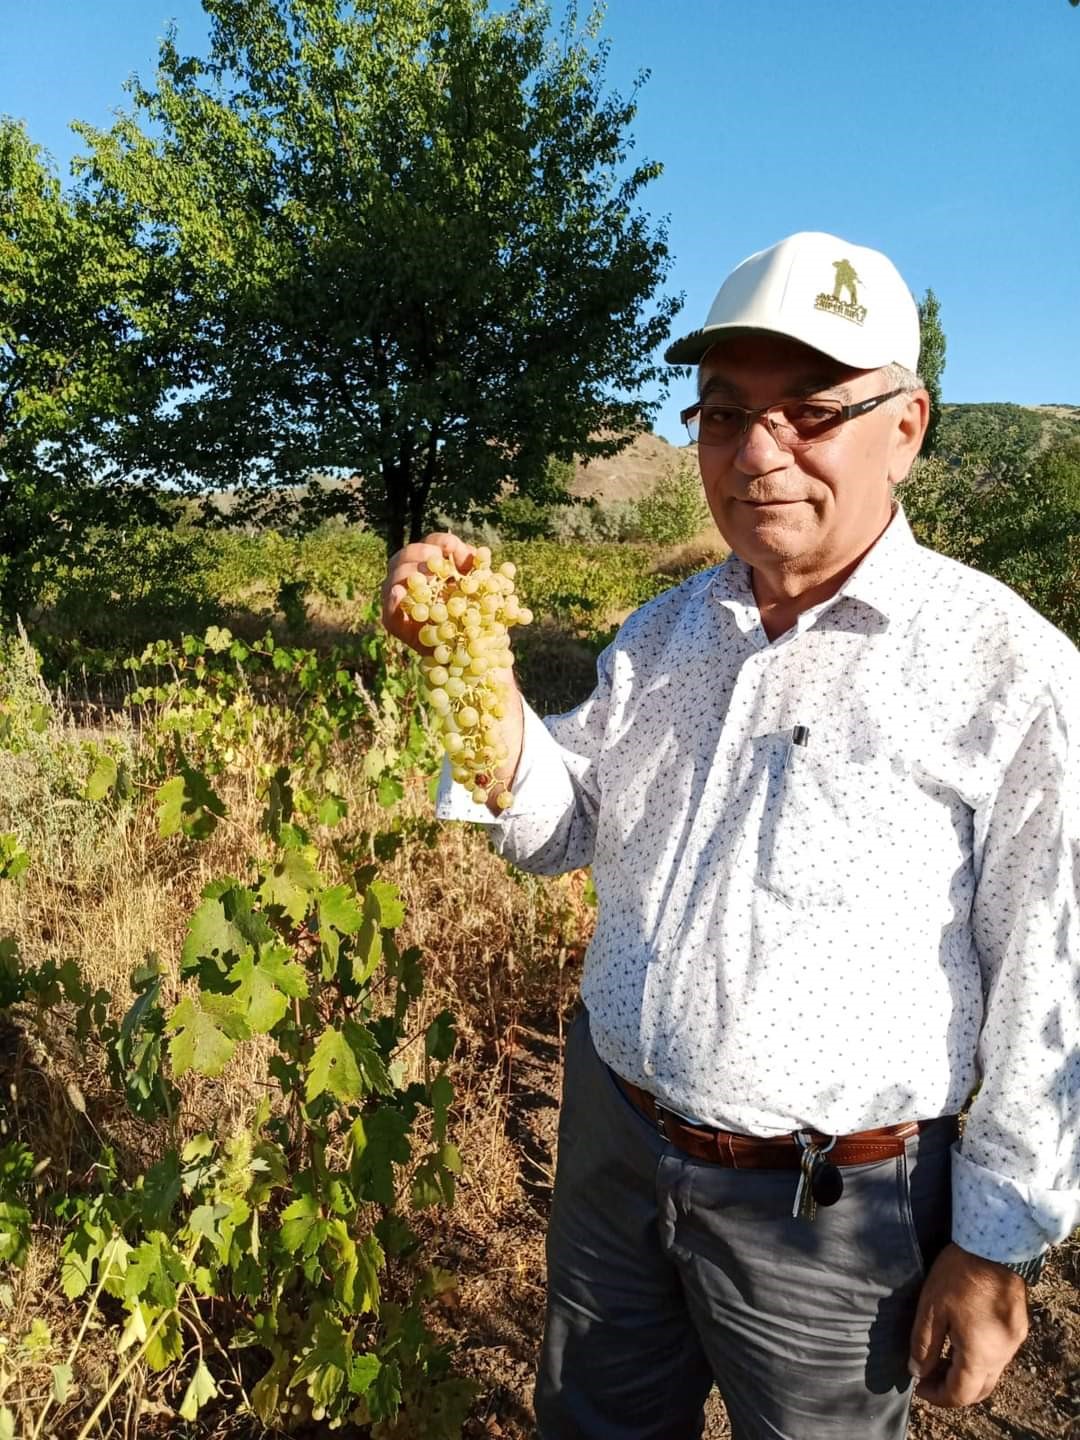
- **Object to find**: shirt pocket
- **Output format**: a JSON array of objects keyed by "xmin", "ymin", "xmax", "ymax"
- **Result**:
[{"xmin": 754, "ymin": 740, "xmax": 905, "ymax": 907}]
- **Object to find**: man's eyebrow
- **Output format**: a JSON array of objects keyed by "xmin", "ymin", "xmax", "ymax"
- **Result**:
[{"xmin": 698, "ymin": 375, "xmax": 854, "ymax": 402}]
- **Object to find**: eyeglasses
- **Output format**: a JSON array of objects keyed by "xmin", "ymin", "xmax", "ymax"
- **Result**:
[{"xmin": 680, "ymin": 389, "xmax": 904, "ymax": 448}]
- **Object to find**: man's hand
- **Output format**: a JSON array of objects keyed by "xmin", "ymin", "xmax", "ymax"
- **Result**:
[
  {"xmin": 908, "ymin": 1243, "xmax": 1029, "ymax": 1407},
  {"xmin": 381, "ymin": 531, "xmax": 479, "ymax": 653}
]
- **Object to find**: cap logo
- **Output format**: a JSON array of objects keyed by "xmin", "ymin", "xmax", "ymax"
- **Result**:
[{"xmin": 814, "ymin": 258, "xmax": 867, "ymax": 326}]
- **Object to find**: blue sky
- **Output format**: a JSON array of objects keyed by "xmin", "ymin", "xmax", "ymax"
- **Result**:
[{"xmin": 3, "ymin": 0, "xmax": 1078, "ymax": 444}]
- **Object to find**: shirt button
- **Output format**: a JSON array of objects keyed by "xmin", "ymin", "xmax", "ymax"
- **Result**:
[{"xmin": 642, "ymin": 1059, "xmax": 655, "ymax": 1076}]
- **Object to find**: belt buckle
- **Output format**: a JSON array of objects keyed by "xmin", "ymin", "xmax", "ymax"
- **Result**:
[{"xmin": 654, "ymin": 1104, "xmax": 670, "ymax": 1141}]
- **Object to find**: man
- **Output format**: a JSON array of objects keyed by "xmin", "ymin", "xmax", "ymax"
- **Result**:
[{"xmin": 381, "ymin": 231, "xmax": 1080, "ymax": 1439}]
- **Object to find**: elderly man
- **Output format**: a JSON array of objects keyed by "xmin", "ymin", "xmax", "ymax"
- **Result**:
[{"xmin": 381, "ymin": 232, "xmax": 1080, "ymax": 1440}]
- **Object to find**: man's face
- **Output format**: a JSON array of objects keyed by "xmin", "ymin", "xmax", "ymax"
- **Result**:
[{"xmin": 694, "ymin": 333, "xmax": 927, "ymax": 578}]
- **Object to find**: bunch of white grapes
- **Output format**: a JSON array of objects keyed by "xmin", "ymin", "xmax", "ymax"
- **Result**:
[{"xmin": 399, "ymin": 546, "xmax": 532, "ymax": 809}]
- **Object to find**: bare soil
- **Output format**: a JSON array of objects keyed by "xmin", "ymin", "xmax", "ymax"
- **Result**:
[{"xmin": 448, "ymin": 1018, "xmax": 1080, "ymax": 1440}]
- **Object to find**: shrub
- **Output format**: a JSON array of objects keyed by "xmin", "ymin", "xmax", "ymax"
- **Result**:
[{"xmin": 630, "ymin": 462, "xmax": 710, "ymax": 546}]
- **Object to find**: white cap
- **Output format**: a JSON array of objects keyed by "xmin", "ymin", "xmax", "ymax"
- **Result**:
[{"xmin": 664, "ymin": 231, "xmax": 920, "ymax": 373}]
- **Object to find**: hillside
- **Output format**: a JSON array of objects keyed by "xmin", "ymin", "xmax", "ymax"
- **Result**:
[{"xmin": 569, "ymin": 431, "xmax": 694, "ymax": 502}]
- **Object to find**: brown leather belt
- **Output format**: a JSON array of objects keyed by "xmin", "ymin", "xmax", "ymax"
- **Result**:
[{"xmin": 612, "ymin": 1072, "xmax": 956, "ymax": 1168}]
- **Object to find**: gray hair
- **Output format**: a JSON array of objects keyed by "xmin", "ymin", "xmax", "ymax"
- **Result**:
[{"xmin": 881, "ymin": 363, "xmax": 925, "ymax": 402}]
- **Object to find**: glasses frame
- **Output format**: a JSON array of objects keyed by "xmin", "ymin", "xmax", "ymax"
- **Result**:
[{"xmin": 680, "ymin": 388, "xmax": 905, "ymax": 448}]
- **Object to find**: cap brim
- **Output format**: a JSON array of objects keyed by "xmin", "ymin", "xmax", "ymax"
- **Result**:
[
  {"xmin": 665, "ymin": 321, "xmax": 910, "ymax": 372},
  {"xmin": 664, "ymin": 324, "xmax": 768, "ymax": 365}
]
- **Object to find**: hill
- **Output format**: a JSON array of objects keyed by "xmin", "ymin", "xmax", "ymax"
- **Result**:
[{"xmin": 569, "ymin": 431, "xmax": 694, "ymax": 502}]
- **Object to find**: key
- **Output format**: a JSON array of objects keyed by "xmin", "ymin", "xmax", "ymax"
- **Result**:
[
  {"xmin": 792, "ymin": 1141, "xmax": 820, "ymax": 1222},
  {"xmin": 792, "ymin": 1135, "xmax": 842, "ymax": 1221}
]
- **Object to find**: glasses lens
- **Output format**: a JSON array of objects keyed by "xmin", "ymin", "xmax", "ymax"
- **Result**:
[
  {"xmin": 778, "ymin": 400, "xmax": 843, "ymax": 439},
  {"xmin": 697, "ymin": 404, "xmax": 745, "ymax": 444}
]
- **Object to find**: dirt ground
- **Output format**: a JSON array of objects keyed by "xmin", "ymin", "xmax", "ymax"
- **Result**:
[{"xmin": 447, "ymin": 1020, "xmax": 1080, "ymax": 1440}]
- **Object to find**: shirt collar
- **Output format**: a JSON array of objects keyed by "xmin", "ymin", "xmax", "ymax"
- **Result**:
[{"xmin": 708, "ymin": 504, "xmax": 924, "ymax": 636}]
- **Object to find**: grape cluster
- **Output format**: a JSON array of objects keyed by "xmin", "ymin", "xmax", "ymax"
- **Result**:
[{"xmin": 398, "ymin": 547, "xmax": 532, "ymax": 809}]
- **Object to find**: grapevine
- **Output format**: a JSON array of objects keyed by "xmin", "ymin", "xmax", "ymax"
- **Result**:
[{"xmin": 398, "ymin": 547, "xmax": 532, "ymax": 808}]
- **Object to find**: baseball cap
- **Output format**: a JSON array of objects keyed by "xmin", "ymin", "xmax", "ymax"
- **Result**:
[{"xmin": 664, "ymin": 231, "xmax": 921, "ymax": 373}]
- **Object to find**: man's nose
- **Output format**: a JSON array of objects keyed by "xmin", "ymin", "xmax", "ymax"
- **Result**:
[{"xmin": 733, "ymin": 413, "xmax": 790, "ymax": 472}]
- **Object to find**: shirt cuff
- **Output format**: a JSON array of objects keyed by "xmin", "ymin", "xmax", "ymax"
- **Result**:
[
  {"xmin": 433, "ymin": 699, "xmax": 565, "ymax": 825},
  {"xmin": 951, "ymin": 1144, "xmax": 1078, "ymax": 1262}
]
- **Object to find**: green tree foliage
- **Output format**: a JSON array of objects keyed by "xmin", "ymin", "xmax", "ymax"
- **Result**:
[
  {"xmin": 934, "ymin": 403, "xmax": 1049, "ymax": 479},
  {"xmin": 0, "ymin": 119, "xmax": 173, "ymax": 620},
  {"xmin": 916, "ymin": 288, "xmax": 946, "ymax": 456},
  {"xmin": 900, "ymin": 440, "xmax": 1079, "ymax": 642},
  {"xmin": 631, "ymin": 462, "xmax": 710, "ymax": 546},
  {"xmin": 78, "ymin": 0, "xmax": 679, "ymax": 553}
]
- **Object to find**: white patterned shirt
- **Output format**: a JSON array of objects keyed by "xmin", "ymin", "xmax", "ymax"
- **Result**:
[{"xmin": 437, "ymin": 508, "xmax": 1080, "ymax": 1263}]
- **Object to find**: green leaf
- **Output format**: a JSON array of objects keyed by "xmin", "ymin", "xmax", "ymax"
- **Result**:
[
  {"xmin": 155, "ymin": 765, "xmax": 226, "ymax": 841},
  {"xmin": 306, "ymin": 1026, "xmax": 362, "ymax": 1105},
  {"xmin": 430, "ymin": 1072, "xmax": 453, "ymax": 1143},
  {"xmin": 123, "ymin": 1233, "xmax": 187, "ymax": 1308},
  {"xmin": 259, "ymin": 848, "xmax": 322, "ymax": 923},
  {"xmin": 348, "ymin": 1352, "xmax": 381, "ymax": 1397},
  {"xmin": 319, "ymin": 884, "xmax": 364, "ymax": 936},
  {"xmin": 351, "ymin": 1109, "xmax": 412, "ymax": 1208},
  {"xmin": 0, "ymin": 1200, "xmax": 30, "ymax": 1267},
  {"xmin": 291, "ymin": 1313, "xmax": 352, "ymax": 1410},
  {"xmin": 279, "ymin": 1188, "xmax": 327, "ymax": 1258},
  {"xmin": 84, "ymin": 753, "xmax": 117, "ymax": 801},
  {"xmin": 178, "ymin": 1359, "xmax": 218, "ymax": 1420},
  {"xmin": 424, "ymin": 1010, "xmax": 456, "ymax": 1062},
  {"xmin": 251, "ymin": 1352, "xmax": 290, "ymax": 1425},
  {"xmin": 306, "ymin": 1021, "xmax": 390, "ymax": 1105},
  {"xmin": 167, "ymin": 994, "xmax": 248, "ymax": 1077},
  {"xmin": 364, "ymin": 879, "xmax": 405, "ymax": 930},
  {"xmin": 0, "ymin": 1405, "xmax": 14, "ymax": 1440},
  {"xmin": 145, "ymin": 1308, "xmax": 183, "ymax": 1371},
  {"xmin": 181, "ymin": 882, "xmax": 270, "ymax": 973},
  {"xmin": 230, "ymin": 945, "xmax": 308, "ymax": 1033},
  {"xmin": 0, "ymin": 834, "xmax": 29, "ymax": 882},
  {"xmin": 51, "ymin": 1363, "xmax": 74, "ymax": 1405},
  {"xmin": 377, "ymin": 773, "xmax": 404, "ymax": 808}
]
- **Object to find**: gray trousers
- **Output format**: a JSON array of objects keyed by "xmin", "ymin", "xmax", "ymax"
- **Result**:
[{"xmin": 534, "ymin": 1009, "xmax": 954, "ymax": 1440}]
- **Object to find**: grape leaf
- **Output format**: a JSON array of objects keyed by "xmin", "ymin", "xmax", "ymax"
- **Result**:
[
  {"xmin": 123, "ymin": 1234, "xmax": 187, "ymax": 1308},
  {"xmin": 319, "ymin": 884, "xmax": 364, "ymax": 936},
  {"xmin": 259, "ymin": 849, "xmax": 322, "ymax": 922},
  {"xmin": 145, "ymin": 1308, "xmax": 183, "ymax": 1371},
  {"xmin": 279, "ymin": 1183, "xmax": 327, "ymax": 1257},
  {"xmin": 306, "ymin": 1026, "xmax": 363, "ymax": 1104},
  {"xmin": 180, "ymin": 883, "xmax": 269, "ymax": 973},
  {"xmin": 51, "ymin": 1364, "xmax": 73, "ymax": 1405},
  {"xmin": 167, "ymin": 995, "xmax": 248, "ymax": 1077},
  {"xmin": 84, "ymin": 754, "xmax": 117, "ymax": 801},
  {"xmin": 178, "ymin": 1359, "xmax": 219, "ymax": 1420},
  {"xmin": 351, "ymin": 1109, "xmax": 412, "ymax": 1208},
  {"xmin": 349, "ymin": 1352, "xmax": 381, "ymax": 1397},
  {"xmin": 424, "ymin": 1010, "xmax": 456, "ymax": 1062},
  {"xmin": 364, "ymin": 879, "xmax": 405, "ymax": 930},
  {"xmin": 230, "ymin": 946, "xmax": 307, "ymax": 1033},
  {"xmin": 291, "ymin": 1314, "xmax": 352, "ymax": 1410}
]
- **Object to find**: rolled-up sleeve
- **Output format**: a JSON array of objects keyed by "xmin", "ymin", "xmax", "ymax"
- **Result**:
[
  {"xmin": 954, "ymin": 666, "xmax": 1080, "ymax": 1262},
  {"xmin": 435, "ymin": 644, "xmax": 614, "ymax": 875}
]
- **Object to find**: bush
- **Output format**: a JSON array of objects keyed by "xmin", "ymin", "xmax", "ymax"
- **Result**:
[{"xmin": 630, "ymin": 462, "xmax": 710, "ymax": 546}]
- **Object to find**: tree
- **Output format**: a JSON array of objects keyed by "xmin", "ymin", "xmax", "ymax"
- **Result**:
[
  {"xmin": 917, "ymin": 288, "xmax": 946, "ymax": 457},
  {"xmin": 79, "ymin": 0, "xmax": 680, "ymax": 553},
  {"xmin": 900, "ymin": 443, "xmax": 1079, "ymax": 642},
  {"xmin": 0, "ymin": 120, "xmax": 173, "ymax": 619}
]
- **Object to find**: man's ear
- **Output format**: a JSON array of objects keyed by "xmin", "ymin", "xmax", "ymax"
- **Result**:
[{"xmin": 889, "ymin": 389, "xmax": 931, "ymax": 485}]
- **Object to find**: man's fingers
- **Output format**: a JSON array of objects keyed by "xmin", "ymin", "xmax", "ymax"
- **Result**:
[
  {"xmin": 915, "ymin": 1354, "xmax": 999, "ymax": 1408},
  {"xmin": 908, "ymin": 1293, "xmax": 947, "ymax": 1382},
  {"xmin": 381, "ymin": 532, "xmax": 477, "ymax": 649}
]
